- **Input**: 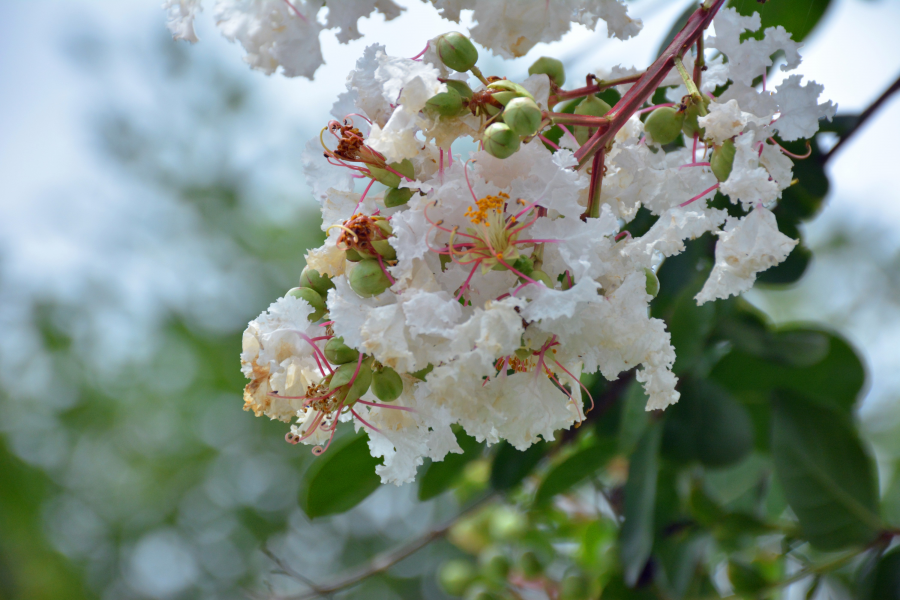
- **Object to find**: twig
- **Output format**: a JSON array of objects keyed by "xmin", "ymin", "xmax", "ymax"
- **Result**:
[
  {"xmin": 822, "ymin": 72, "xmax": 900, "ymax": 165},
  {"xmin": 259, "ymin": 493, "xmax": 498, "ymax": 600}
]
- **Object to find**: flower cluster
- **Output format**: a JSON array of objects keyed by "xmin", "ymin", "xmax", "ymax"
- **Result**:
[{"xmin": 236, "ymin": 5, "xmax": 834, "ymax": 485}]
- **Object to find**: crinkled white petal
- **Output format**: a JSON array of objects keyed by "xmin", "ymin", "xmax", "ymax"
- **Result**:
[
  {"xmin": 772, "ymin": 75, "xmax": 836, "ymax": 142},
  {"xmin": 163, "ymin": 0, "xmax": 202, "ymax": 43},
  {"xmin": 719, "ymin": 134, "xmax": 780, "ymax": 210},
  {"xmin": 325, "ymin": 0, "xmax": 404, "ymax": 44}
]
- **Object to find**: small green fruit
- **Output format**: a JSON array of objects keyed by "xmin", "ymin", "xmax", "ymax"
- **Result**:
[
  {"xmin": 384, "ymin": 187, "xmax": 414, "ymax": 208},
  {"xmin": 644, "ymin": 106, "xmax": 685, "ymax": 145},
  {"xmin": 329, "ymin": 360, "xmax": 372, "ymax": 404},
  {"xmin": 528, "ymin": 56, "xmax": 565, "ymax": 87},
  {"xmin": 518, "ymin": 551, "xmax": 543, "ymax": 578},
  {"xmin": 711, "ymin": 138, "xmax": 736, "ymax": 182},
  {"xmin": 488, "ymin": 507, "xmax": 527, "ymax": 540},
  {"xmin": 644, "ymin": 267, "xmax": 659, "ymax": 298},
  {"xmin": 436, "ymin": 32, "xmax": 479, "ymax": 72},
  {"xmin": 371, "ymin": 239, "xmax": 397, "ymax": 260},
  {"xmin": 299, "ymin": 266, "xmax": 334, "ymax": 297},
  {"xmin": 444, "ymin": 79, "xmax": 474, "ymax": 101},
  {"xmin": 530, "ymin": 270, "xmax": 554, "ymax": 288},
  {"xmin": 483, "ymin": 123, "xmax": 520, "ymax": 159},
  {"xmin": 487, "ymin": 80, "xmax": 534, "ymax": 107},
  {"xmin": 349, "ymin": 259, "xmax": 392, "ymax": 297},
  {"xmin": 287, "ymin": 287, "xmax": 326, "ymax": 321},
  {"xmin": 574, "ymin": 94, "xmax": 611, "ymax": 145},
  {"xmin": 479, "ymin": 547, "xmax": 510, "ymax": 580},
  {"xmin": 426, "ymin": 89, "xmax": 464, "ymax": 116},
  {"xmin": 372, "ymin": 366, "xmax": 403, "ymax": 402},
  {"xmin": 438, "ymin": 559, "xmax": 476, "ymax": 597},
  {"xmin": 345, "ymin": 248, "xmax": 363, "ymax": 262},
  {"xmin": 324, "ymin": 337, "xmax": 359, "ymax": 365},
  {"xmin": 502, "ymin": 97, "xmax": 542, "ymax": 137},
  {"xmin": 682, "ymin": 95, "xmax": 711, "ymax": 139}
]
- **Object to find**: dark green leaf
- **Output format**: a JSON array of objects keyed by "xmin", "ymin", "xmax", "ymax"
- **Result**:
[
  {"xmin": 711, "ymin": 328, "xmax": 865, "ymax": 415},
  {"xmin": 772, "ymin": 391, "xmax": 881, "ymax": 550},
  {"xmin": 668, "ymin": 281, "xmax": 716, "ymax": 374},
  {"xmin": 418, "ymin": 428, "xmax": 483, "ymax": 501},
  {"xmin": 534, "ymin": 439, "xmax": 616, "ymax": 505},
  {"xmin": 620, "ymin": 422, "xmax": 662, "ymax": 586},
  {"xmin": 728, "ymin": 561, "xmax": 769, "ymax": 596},
  {"xmin": 881, "ymin": 464, "xmax": 900, "ymax": 528},
  {"xmin": 662, "ymin": 380, "xmax": 753, "ymax": 468},
  {"xmin": 618, "ymin": 380, "xmax": 650, "ymax": 456},
  {"xmin": 490, "ymin": 441, "xmax": 548, "ymax": 491},
  {"xmin": 732, "ymin": 0, "xmax": 834, "ymax": 42},
  {"xmin": 756, "ymin": 242, "xmax": 811, "ymax": 285},
  {"xmin": 865, "ymin": 547, "xmax": 900, "ymax": 600},
  {"xmin": 298, "ymin": 433, "xmax": 382, "ymax": 518}
]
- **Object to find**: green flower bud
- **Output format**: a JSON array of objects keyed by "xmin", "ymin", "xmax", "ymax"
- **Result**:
[
  {"xmin": 530, "ymin": 270, "xmax": 554, "ymax": 288},
  {"xmin": 345, "ymin": 248, "xmax": 363, "ymax": 262},
  {"xmin": 287, "ymin": 287, "xmax": 326, "ymax": 321},
  {"xmin": 643, "ymin": 106, "xmax": 685, "ymax": 145},
  {"xmin": 711, "ymin": 138, "xmax": 736, "ymax": 182},
  {"xmin": 349, "ymin": 259, "xmax": 392, "ymax": 297},
  {"xmin": 479, "ymin": 547, "xmax": 510, "ymax": 580},
  {"xmin": 299, "ymin": 266, "xmax": 334, "ymax": 297},
  {"xmin": 682, "ymin": 95, "xmax": 711, "ymax": 139},
  {"xmin": 559, "ymin": 573, "xmax": 591, "ymax": 600},
  {"xmin": 384, "ymin": 187, "xmax": 414, "ymax": 207},
  {"xmin": 324, "ymin": 337, "xmax": 359, "ymax": 365},
  {"xmin": 488, "ymin": 507, "xmax": 527, "ymax": 540},
  {"xmin": 518, "ymin": 551, "xmax": 543, "ymax": 579},
  {"xmin": 528, "ymin": 56, "xmax": 566, "ymax": 87},
  {"xmin": 483, "ymin": 123, "xmax": 520, "ymax": 159},
  {"xmin": 374, "ymin": 219, "xmax": 393, "ymax": 236},
  {"xmin": 410, "ymin": 363, "xmax": 433, "ymax": 381},
  {"xmin": 644, "ymin": 267, "xmax": 659, "ymax": 298},
  {"xmin": 487, "ymin": 80, "xmax": 534, "ymax": 107},
  {"xmin": 502, "ymin": 97, "xmax": 542, "ymax": 137},
  {"xmin": 436, "ymin": 32, "xmax": 479, "ymax": 72},
  {"xmin": 444, "ymin": 79, "xmax": 474, "ymax": 101},
  {"xmin": 438, "ymin": 559, "xmax": 477, "ymax": 597},
  {"xmin": 426, "ymin": 89, "xmax": 464, "ymax": 116},
  {"xmin": 329, "ymin": 359, "xmax": 373, "ymax": 405},
  {"xmin": 574, "ymin": 94, "xmax": 611, "ymax": 145},
  {"xmin": 511, "ymin": 255, "xmax": 534, "ymax": 277},
  {"xmin": 372, "ymin": 366, "xmax": 403, "ymax": 402},
  {"xmin": 371, "ymin": 239, "xmax": 397, "ymax": 260}
]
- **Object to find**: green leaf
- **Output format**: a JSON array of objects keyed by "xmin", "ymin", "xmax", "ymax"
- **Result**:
[
  {"xmin": 881, "ymin": 462, "xmax": 900, "ymax": 528},
  {"xmin": 534, "ymin": 439, "xmax": 617, "ymax": 506},
  {"xmin": 865, "ymin": 547, "xmax": 900, "ymax": 600},
  {"xmin": 667, "ymin": 281, "xmax": 716, "ymax": 374},
  {"xmin": 756, "ymin": 242, "xmax": 811, "ymax": 285},
  {"xmin": 298, "ymin": 433, "xmax": 382, "ymax": 518},
  {"xmin": 771, "ymin": 391, "xmax": 881, "ymax": 550},
  {"xmin": 418, "ymin": 428, "xmax": 483, "ymax": 501},
  {"xmin": 728, "ymin": 561, "xmax": 769, "ymax": 596},
  {"xmin": 490, "ymin": 441, "xmax": 547, "ymax": 491},
  {"xmin": 620, "ymin": 422, "xmax": 662, "ymax": 587},
  {"xmin": 662, "ymin": 379, "xmax": 753, "ymax": 468},
  {"xmin": 618, "ymin": 380, "xmax": 650, "ymax": 456},
  {"xmin": 732, "ymin": 0, "xmax": 834, "ymax": 42},
  {"xmin": 711, "ymin": 328, "xmax": 865, "ymax": 415}
]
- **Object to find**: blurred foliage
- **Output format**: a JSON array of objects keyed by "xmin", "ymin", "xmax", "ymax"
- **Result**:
[{"xmin": 1, "ymin": 2, "xmax": 899, "ymax": 600}]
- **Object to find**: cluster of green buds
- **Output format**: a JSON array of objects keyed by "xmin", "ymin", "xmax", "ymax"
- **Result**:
[
  {"xmin": 643, "ymin": 92, "xmax": 712, "ymax": 146},
  {"xmin": 439, "ymin": 505, "xmax": 592, "ymax": 600},
  {"xmin": 287, "ymin": 266, "xmax": 334, "ymax": 322},
  {"xmin": 331, "ymin": 213, "xmax": 399, "ymax": 297}
]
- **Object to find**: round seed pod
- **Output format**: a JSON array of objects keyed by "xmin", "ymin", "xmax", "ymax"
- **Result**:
[
  {"xmin": 644, "ymin": 106, "xmax": 685, "ymax": 145},
  {"xmin": 479, "ymin": 547, "xmax": 510, "ymax": 580},
  {"xmin": 299, "ymin": 266, "xmax": 334, "ymax": 297},
  {"xmin": 559, "ymin": 573, "xmax": 591, "ymax": 600},
  {"xmin": 528, "ymin": 56, "xmax": 565, "ymax": 87},
  {"xmin": 384, "ymin": 187, "xmax": 413, "ymax": 208},
  {"xmin": 371, "ymin": 239, "xmax": 397, "ymax": 260},
  {"xmin": 644, "ymin": 267, "xmax": 660, "ymax": 298},
  {"xmin": 682, "ymin": 95, "xmax": 711, "ymax": 139},
  {"xmin": 324, "ymin": 337, "xmax": 359, "ymax": 365},
  {"xmin": 287, "ymin": 287, "xmax": 326, "ymax": 321},
  {"xmin": 574, "ymin": 94, "xmax": 611, "ymax": 145},
  {"xmin": 437, "ymin": 559, "xmax": 477, "ymax": 597},
  {"xmin": 328, "ymin": 360, "xmax": 372, "ymax": 405},
  {"xmin": 444, "ymin": 79, "xmax": 474, "ymax": 101},
  {"xmin": 349, "ymin": 259, "xmax": 392, "ymax": 297},
  {"xmin": 483, "ymin": 123, "xmax": 520, "ymax": 159},
  {"xmin": 487, "ymin": 80, "xmax": 534, "ymax": 107},
  {"xmin": 518, "ymin": 551, "xmax": 543, "ymax": 579},
  {"xmin": 502, "ymin": 97, "xmax": 542, "ymax": 137},
  {"xmin": 426, "ymin": 89, "xmax": 464, "ymax": 116},
  {"xmin": 345, "ymin": 248, "xmax": 363, "ymax": 262},
  {"xmin": 372, "ymin": 366, "xmax": 403, "ymax": 402},
  {"xmin": 436, "ymin": 32, "xmax": 479, "ymax": 72},
  {"xmin": 711, "ymin": 138, "xmax": 736, "ymax": 182}
]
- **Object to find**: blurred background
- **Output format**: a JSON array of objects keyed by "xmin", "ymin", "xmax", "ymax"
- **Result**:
[{"xmin": 1, "ymin": 1, "xmax": 899, "ymax": 598}]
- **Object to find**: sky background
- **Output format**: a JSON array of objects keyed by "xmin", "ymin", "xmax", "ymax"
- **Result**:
[{"xmin": 1, "ymin": 1, "xmax": 900, "ymax": 598}]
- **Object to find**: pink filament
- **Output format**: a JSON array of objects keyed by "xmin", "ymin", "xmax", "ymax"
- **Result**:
[
  {"xmin": 679, "ymin": 161, "xmax": 711, "ymax": 169},
  {"xmin": 514, "ymin": 238, "xmax": 563, "ymax": 245},
  {"xmin": 615, "ymin": 231, "xmax": 632, "ymax": 241},
  {"xmin": 456, "ymin": 263, "xmax": 480, "ymax": 301},
  {"xmin": 376, "ymin": 254, "xmax": 396, "ymax": 285},
  {"xmin": 538, "ymin": 134, "xmax": 560, "ymax": 150},
  {"xmin": 351, "ymin": 408, "xmax": 382, "ymax": 434},
  {"xmin": 680, "ymin": 183, "xmax": 719, "ymax": 207},
  {"xmin": 281, "ymin": 0, "xmax": 309, "ymax": 23},
  {"xmin": 636, "ymin": 103, "xmax": 675, "ymax": 115},
  {"xmin": 410, "ymin": 42, "xmax": 429, "ymax": 61},
  {"xmin": 463, "ymin": 159, "xmax": 479, "ymax": 203},
  {"xmin": 557, "ymin": 123, "xmax": 580, "ymax": 148},
  {"xmin": 357, "ymin": 399, "xmax": 417, "ymax": 413},
  {"xmin": 354, "ymin": 178, "xmax": 376, "ymax": 214},
  {"xmin": 553, "ymin": 359, "xmax": 595, "ymax": 413},
  {"xmin": 692, "ymin": 133, "xmax": 699, "ymax": 163},
  {"xmin": 769, "ymin": 137, "xmax": 812, "ymax": 159}
]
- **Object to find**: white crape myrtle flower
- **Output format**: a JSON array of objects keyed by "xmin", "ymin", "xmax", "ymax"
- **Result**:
[
  {"xmin": 163, "ymin": 0, "xmax": 202, "ymax": 43},
  {"xmin": 229, "ymin": 7, "xmax": 835, "ymax": 484},
  {"xmin": 695, "ymin": 206, "xmax": 798, "ymax": 304}
]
